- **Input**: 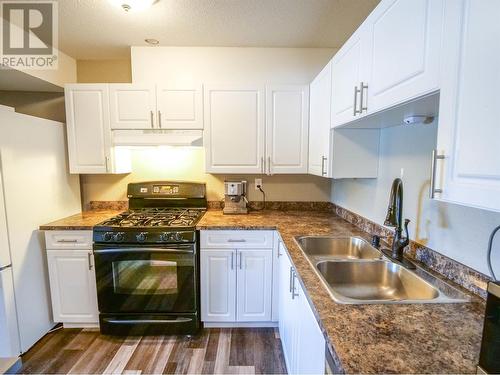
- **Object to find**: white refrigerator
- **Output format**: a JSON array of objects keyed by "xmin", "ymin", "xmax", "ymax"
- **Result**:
[{"xmin": 0, "ymin": 104, "xmax": 81, "ymax": 357}]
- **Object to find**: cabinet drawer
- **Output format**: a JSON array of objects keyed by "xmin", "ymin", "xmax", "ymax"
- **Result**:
[
  {"xmin": 45, "ymin": 230, "xmax": 93, "ymax": 250},
  {"xmin": 200, "ymin": 230, "xmax": 274, "ymax": 249}
]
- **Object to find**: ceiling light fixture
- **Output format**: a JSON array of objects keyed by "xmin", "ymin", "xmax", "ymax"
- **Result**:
[
  {"xmin": 110, "ymin": 0, "xmax": 155, "ymax": 13},
  {"xmin": 145, "ymin": 38, "xmax": 160, "ymax": 46}
]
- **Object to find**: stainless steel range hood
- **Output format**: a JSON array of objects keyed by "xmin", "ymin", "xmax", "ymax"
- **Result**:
[{"xmin": 112, "ymin": 129, "xmax": 203, "ymax": 147}]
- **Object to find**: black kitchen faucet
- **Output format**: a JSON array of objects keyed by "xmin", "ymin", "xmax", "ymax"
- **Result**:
[{"xmin": 382, "ymin": 178, "xmax": 415, "ymax": 269}]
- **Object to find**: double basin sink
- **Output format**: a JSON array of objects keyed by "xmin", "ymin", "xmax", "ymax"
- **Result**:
[{"xmin": 295, "ymin": 236, "xmax": 469, "ymax": 304}]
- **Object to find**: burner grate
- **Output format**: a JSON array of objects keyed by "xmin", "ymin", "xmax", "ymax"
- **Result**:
[{"xmin": 98, "ymin": 208, "xmax": 204, "ymax": 228}]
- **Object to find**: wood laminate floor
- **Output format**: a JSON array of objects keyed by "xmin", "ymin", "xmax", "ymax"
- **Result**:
[{"xmin": 17, "ymin": 328, "xmax": 287, "ymax": 375}]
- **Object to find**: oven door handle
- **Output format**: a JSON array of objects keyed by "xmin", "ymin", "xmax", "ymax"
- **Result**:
[
  {"xmin": 102, "ymin": 317, "xmax": 193, "ymax": 324},
  {"xmin": 93, "ymin": 247, "xmax": 194, "ymax": 254}
]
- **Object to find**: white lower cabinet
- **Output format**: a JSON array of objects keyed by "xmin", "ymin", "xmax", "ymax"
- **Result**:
[
  {"xmin": 45, "ymin": 231, "xmax": 98, "ymax": 326},
  {"xmin": 200, "ymin": 250, "xmax": 237, "ymax": 322},
  {"xmin": 279, "ymin": 245, "xmax": 325, "ymax": 375},
  {"xmin": 201, "ymin": 247, "xmax": 273, "ymax": 323},
  {"xmin": 46, "ymin": 250, "xmax": 98, "ymax": 325}
]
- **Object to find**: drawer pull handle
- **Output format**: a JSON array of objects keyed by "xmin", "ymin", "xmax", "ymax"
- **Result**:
[
  {"xmin": 227, "ymin": 239, "xmax": 246, "ymax": 243},
  {"xmin": 57, "ymin": 239, "xmax": 79, "ymax": 243}
]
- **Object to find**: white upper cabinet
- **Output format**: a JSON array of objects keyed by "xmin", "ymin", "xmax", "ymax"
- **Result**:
[
  {"xmin": 65, "ymin": 84, "xmax": 113, "ymax": 174},
  {"xmin": 204, "ymin": 84, "xmax": 266, "ymax": 174},
  {"xmin": 309, "ymin": 63, "xmax": 380, "ymax": 179},
  {"xmin": 433, "ymin": 0, "xmax": 500, "ymax": 212},
  {"xmin": 309, "ymin": 63, "xmax": 333, "ymax": 177},
  {"xmin": 329, "ymin": 0, "xmax": 444, "ymax": 128},
  {"xmin": 109, "ymin": 84, "xmax": 156, "ymax": 129},
  {"xmin": 156, "ymin": 84, "xmax": 203, "ymax": 129},
  {"xmin": 330, "ymin": 24, "xmax": 372, "ymax": 127},
  {"xmin": 266, "ymin": 85, "xmax": 309, "ymax": 174},
  {"xmin": 367, "ymin": 0, "xmax": 443, "ymax": 113}
]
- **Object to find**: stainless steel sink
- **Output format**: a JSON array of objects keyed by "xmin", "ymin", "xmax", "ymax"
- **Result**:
[
  {"xmin": 294, "ymin": 236, "xmax": 470, "ymax": 304},
  {"xmin": 316, "ymin": 260, "xmax": 441, "ymax": 303},
  {"xmin": 295, "ymin": 236, "xmax": 382, "ymax": 260}
]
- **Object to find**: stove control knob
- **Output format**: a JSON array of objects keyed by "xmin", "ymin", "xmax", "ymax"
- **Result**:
[
  {"xmin": 114, "ymin": 232, "xmax": 125, "ymax": 242},
  {"xmin": 103, "ymin": 232, "xmax": 114, "ymax": 242},
  {"xmin": 136, "ymin": 232, "xmax": 147, "ymax": 242},
  {"xmin": 159, "ymin": 232, "xmax": 170, "ymax": 242},
  {"xmin": 174, "ymin": 232, "xmax": 183, "ymax": 241}
]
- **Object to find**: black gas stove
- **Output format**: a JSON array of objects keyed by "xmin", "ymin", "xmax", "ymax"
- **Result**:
[
  {"xmin": 94, "ymin": 208, "xmax": 205, "ymax": 244},
  {"xmin": 93, "ymin": 181, "xmax": 206, "ymax": 336}
]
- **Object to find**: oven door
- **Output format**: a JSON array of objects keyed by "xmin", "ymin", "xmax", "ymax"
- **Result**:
[{"xmin": 94, "ymin": 244, "xmax": 197, "ymax": 314}]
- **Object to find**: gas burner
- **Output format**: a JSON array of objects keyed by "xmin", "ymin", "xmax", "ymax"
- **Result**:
[{"xmin": 97, "ymin": 208, "xmax": 205, "ymax": 229}]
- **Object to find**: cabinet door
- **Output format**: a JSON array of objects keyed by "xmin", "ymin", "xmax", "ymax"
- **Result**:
[
  {"xmin": 309, "ymin": 63, "xmax": 332, "ymax": 177},
  {"xmin": 435, "ymin": 0, "xmax": 500, "ymax": 212},
  {"xmin": 64, "ymin": 84, "xmax": 111, "ymax": 174},
  {"xmin": 271, "ymin": 235, "xmax": 283, "ymax": 322},
  {"xmin": 204, "ymin": 84, "xmax": 265, "ymax": 173},
  {"xmin": 109, "ymin": 84, "xmax": 156, "ymax": 129},
  {"xmin": 236, "ymin": 249, "xmax": 272, "ymax": 322},
  {"xmin": 200, "ymin": 250, "xmax": 236, "ymax": 322},
  {"xmin": 330, "ymin": 25, "xmax": 371, "ymax": 127},
  {"xmin": 278, "ymin": 252, "xmax": 296, "ymax": 373},
  {"xmin": 47, "ymin": 250, "xmax": 98, "ymax": 324},
  {"xmin": 294, "ymin": 282, "xmax": 325, "ymax": 375},
  {"xmin": 367, "ymin": 0, "xmax": 443, "ymax": 112},
  {"xmin": 266, "ymin": 85, "xmax": 309, "ymax": 174},
  {"xmin": 156, "ymin": 84, "xmax": 203, "ymax": 129}
]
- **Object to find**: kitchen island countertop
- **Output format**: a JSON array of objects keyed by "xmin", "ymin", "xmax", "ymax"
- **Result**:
[{"xmin": 197, "ymin": 209, "xmax": 485, "ymax": 374}]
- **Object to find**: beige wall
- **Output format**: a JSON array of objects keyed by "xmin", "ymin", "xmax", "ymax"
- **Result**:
[
  {"xmin": 0, "ymin": 91, "xmax": 65, "ymax": 122},
  {"xmin": 77, "ymin": 60, "xmax": 132, "ymax": 83},
  {"xmin": 81, "ymin": 147, "xmax": 331, "ymax": 208},
  {"xmin": 131, "ymin": 46, "xmax": 335, "ymax": 84}
]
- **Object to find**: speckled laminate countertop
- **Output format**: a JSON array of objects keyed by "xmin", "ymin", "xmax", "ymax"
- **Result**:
[
  {"xmin": 39, "ymin": 210, "xmax": 124, "ymax": 230},
  {"xmin": 197, "ymin": 210, "xmax": 485, "ymax": 374}
]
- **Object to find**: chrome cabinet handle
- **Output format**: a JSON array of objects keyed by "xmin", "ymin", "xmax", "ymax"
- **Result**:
[
  {"xmin": 321, "ymin": 156, "xmax": 327, "ymax": 176},
  {"xmin": 57, "ymin": 239, "xmax": 78, "ymax": 243},
  {"xmin": 239, "ymin": 252, "xmax": 243, "ymax": 270},
  {"xmin": 278, "ymin": 244, "xmax": 282, "ymax": 258},
  {"xmin": 105, "ymin": 156, "xmax": 109, "ymax": 172},
  {"xmin": 353, "ymin": 85, "xmax": 361, "ymax": 116},
  {"xmin": 268, "ymin": 156, "xmax": 271, "ymax": 175},
  {"xmin": 359, "ymin": 82, "xmax": 368, "ymax": 113},
  {"xmin": 158, "ymin": 110, "xmax": 162, "ymax": 128},
  {"xmin": 150, "ymin": 110, "xmax": 154, "ymax": 128},
  {"xmin": 261, "ymin": 157, "xmax": 264, "ymax": 174},
  {"xmin": 291, "ymin": 270, "xmax": 299, "ymax": 299},
  {"xmin": 430, "ymin": 149, "xmax": 445, "ymax": 199},
  {"xmin": 227, "ymin": 239, "xmax": 246, "ymax": 243},
  {"xmin": 87, "ymin": 252, "xmax": 93, "ymax": 271},
  {"xmin": 231, "ymin": 252, "xmax": 234, "ymax": 270},
  {"xmin": 289, "ymin": 267, "xmax": 294, "ymax": 293}
]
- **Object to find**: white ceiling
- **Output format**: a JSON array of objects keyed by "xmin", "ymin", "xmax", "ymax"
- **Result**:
[{"xmin": 57, "ymin": 0, "xmax": 379, "ymax": 60}]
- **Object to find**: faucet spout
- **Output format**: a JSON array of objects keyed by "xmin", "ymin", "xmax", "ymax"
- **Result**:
[
  {"xmin": 382, "ymin": 178, "xmax": 415, "ymax": 269},
  {"xmin": 384, "ymin": 178, "xmax": 403, "ymax": 229}
]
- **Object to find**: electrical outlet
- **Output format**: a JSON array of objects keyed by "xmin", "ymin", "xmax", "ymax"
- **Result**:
[{"xmin": 255, "ymin": 178, "xmax": 262, "ymax": 190}]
